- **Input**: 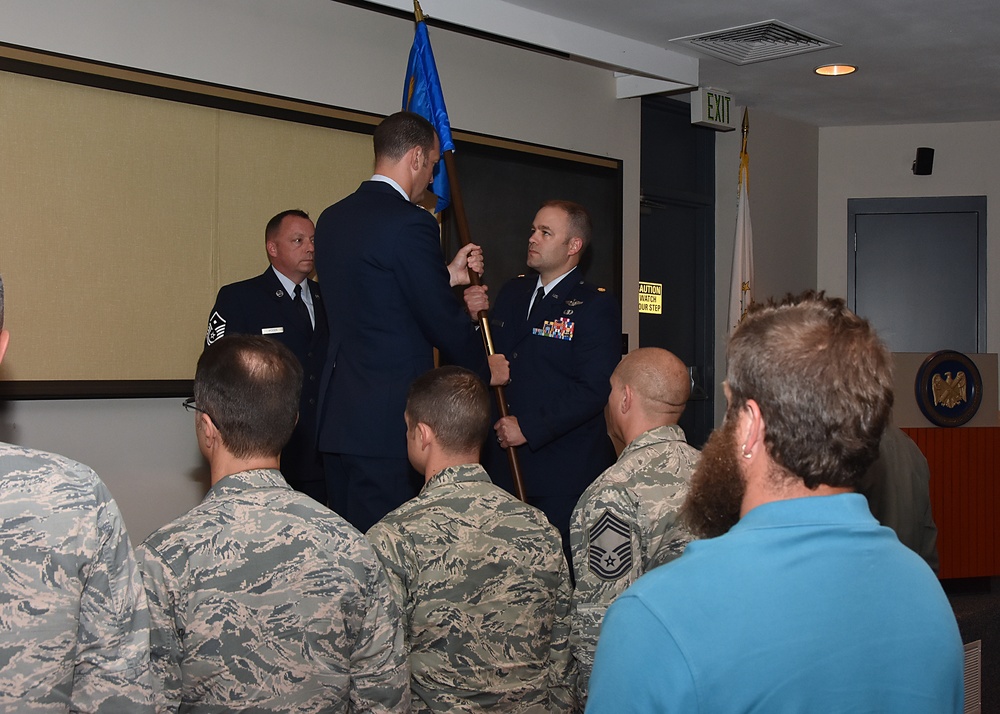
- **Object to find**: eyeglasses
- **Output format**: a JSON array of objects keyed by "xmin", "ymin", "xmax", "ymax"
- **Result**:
[{"xmin": 182, "ymin": 397, "xmax": 215, "ymax": 424}]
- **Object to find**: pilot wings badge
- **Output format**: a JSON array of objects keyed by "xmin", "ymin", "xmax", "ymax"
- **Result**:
[{"xmin": 932, "ymin": 371, "xmax": 967, "ymax": 409}]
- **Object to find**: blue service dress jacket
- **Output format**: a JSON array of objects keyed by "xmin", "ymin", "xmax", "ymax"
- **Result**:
[
  {"xmin": 205, "ymin": 268, "xmax": 328, "ymax": 501},
  {"xmin": 482, "ymin": 268, "xmax": 621, "ymax": 523},
  {"xmin": 314, "ymin": 180, "xmax": 488, "ymax": 461}
]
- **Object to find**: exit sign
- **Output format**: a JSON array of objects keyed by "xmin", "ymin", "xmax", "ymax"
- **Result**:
[{"xmin": 691, "ymin": 88, "xmax": 735, "ymax": 131}]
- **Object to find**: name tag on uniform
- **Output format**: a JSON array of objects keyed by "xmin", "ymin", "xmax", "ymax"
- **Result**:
[
  {"xmin": 261, "ymin": 327, "xmax": 284, "ymax": 335},
  {"xmin": 532, "ymin": 317, "xmax": 574, "ymax": 341}
]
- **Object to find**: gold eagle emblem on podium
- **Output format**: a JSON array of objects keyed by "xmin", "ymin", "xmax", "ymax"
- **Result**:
[{"xmin": 931, "ymin": 371, "xmax": 967, "ymax": 409}]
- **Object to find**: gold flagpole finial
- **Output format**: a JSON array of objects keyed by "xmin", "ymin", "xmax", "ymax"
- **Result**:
[
  {"xmin": 413, "ymin": 0, "xmax": 425, "ymax": 22},
  {"xmin": 740, "ymin": 108, "xmax": 750, "ymax": 156}
]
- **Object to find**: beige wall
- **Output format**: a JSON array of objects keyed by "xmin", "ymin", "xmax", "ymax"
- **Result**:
[
  {"xmin": 818, "ymin": 121, "xmax": 998, "ymax": 354},
  {"xmin": 714, "ymin": 108, "xmax": 818, "ymax": 420},
  {"xmin": 0, "ymin": 398, "xmax": 210, "ymax": 543}
]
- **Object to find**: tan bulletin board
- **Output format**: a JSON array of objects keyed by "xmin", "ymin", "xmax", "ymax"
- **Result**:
[
  {"xmin": 0, "ymin": 67, "xmax": 372, "ymax": 388},
  {"xmin": 0, "ymin": 47, "xmax": 621, "ymax": 397}
]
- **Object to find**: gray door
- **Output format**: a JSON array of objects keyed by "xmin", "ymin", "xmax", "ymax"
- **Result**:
[{"xmin": 848, "ymin": 196, "xmax": 986, "ymax": 353}]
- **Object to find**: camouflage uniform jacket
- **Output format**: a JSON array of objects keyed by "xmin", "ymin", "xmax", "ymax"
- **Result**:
[
  {"xmin": 135, "ymin": 468, "xmax": 409, "ymax": 713},
  {"xmin": 0, "ymin": 442, "xmax": 155, "ymax": 713},
  {"xmin": 569, "ymin": 424, "xmax": 699, "ymax": 701},
  {"xmin": 366, "ymin": 464, "xmax": 577, "ymax": 714}
]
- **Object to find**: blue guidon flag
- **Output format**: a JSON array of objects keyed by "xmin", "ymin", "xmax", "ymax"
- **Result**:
[{"xmin": 403, "ymin": 15, "xmax": 454, "ymax": 214}]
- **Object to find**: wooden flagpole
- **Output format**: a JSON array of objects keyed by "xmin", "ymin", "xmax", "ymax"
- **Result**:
[{"xmin": 411, "ymin": 0, "xmax": 527, "ymax": 502}]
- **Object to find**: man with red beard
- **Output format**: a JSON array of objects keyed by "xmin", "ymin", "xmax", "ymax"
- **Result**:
[{"xmin": 586, "ymin": 292, "xmax": 964, "ymax": 713}]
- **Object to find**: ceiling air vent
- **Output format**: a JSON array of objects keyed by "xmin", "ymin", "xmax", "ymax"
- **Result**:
[{"xmin": 672, "ymin": 20, "xmax": 839, "ymax": 65}]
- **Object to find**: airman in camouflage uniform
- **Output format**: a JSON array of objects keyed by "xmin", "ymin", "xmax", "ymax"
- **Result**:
[
  {"xmin": 0, "ymin": 274, "xmax": 155, "ymax": 713},
  {"xmin": 137, "ymin": 468, "xmax": 408, "ymax": 713},
  {"xmin": 367, "ymin": 366, "xmax": 577, "ymax": 713},
  {"xmin": 569, "ymin": 348, "xmax": 700, "ymax": 702},
  {"xmin": 0, "ymin": 444, "xmax": 157, "ymax": 713},
  {"xmin": 136, "ymin": 335, "xmax": 409, "ymax": 713}
]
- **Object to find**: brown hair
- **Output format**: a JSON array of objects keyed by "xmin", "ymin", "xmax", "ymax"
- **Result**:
[
  {"xmin": 264, "ymin": 209, "xmax": 310, "ymax": 243},
  {"xmin": 541, "ymin": 199, "xmax": 592, "ymax": 251},
  {"xmin": 726, "ymin": 291, "xmax": 893, "ymax": 490},
  {"xmin": 374, "ymin": 111, "xmax": 437, "ymax": 164},
  {"xmin": 195, "ymin": 335, "xmax": 303, "ymax": 459},
  {"xmin": 406, "ymin": 366, "xmax": 490, "ymax": 454}
]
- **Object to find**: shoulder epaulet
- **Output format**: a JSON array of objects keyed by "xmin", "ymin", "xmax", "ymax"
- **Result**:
[{"xmin": 575, "ymin": 279, "xmax": 607, "ymax": 293}]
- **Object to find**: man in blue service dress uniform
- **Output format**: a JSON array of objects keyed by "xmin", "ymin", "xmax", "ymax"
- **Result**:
[
  {"xmin": 314, "ymin": 111, "xmax": 507, "ymax": 533},
  {"xmin": 466, "ymin": 199, "xmax": 621, "ymax": 552},
  {"xmin": 205, "ymin": 209, "xmax": 328, "ymax": 504}
]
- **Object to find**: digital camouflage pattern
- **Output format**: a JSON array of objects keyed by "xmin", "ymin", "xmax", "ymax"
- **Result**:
[
  {"xmin": 367, "ymin": 464, "xmax": 577, "ymax": 714},
  {"xmin": 0, "ymin": 441, "xmax": 155, "ymax": 713},
  {"xmin": 135, "ymin": 468, "xmax": 409, "ymax": 713},
  {"xmin": 570, "ymin": 424, "xmax": 699, "ymax": 701}
]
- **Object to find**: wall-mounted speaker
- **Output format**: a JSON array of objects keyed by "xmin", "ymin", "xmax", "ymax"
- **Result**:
[{"xmin": 913, "ymin": 147, "xmax": 934, "ymax": 175}]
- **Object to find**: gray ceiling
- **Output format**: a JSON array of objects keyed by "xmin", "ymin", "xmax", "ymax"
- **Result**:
[{"xmin": 500, "ymin": 0, "xmax": 1000, "ymax": 127}]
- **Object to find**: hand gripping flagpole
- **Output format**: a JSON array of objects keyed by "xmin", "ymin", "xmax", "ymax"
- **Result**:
[
  {"xmin": 406, "ymin": 0, "xmax": 527, "ymax": 502},
  {"xmin": 442, "ymin": 153, "xmax": 528, "ymax": 504}
]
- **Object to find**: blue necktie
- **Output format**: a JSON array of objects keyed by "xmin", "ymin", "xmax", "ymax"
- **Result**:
[
  {"xmin": 526, "ymin": 286, "xmax": 546, "ymax": 324},
  {"xmin": 294, "ymin": 284, "xmax": 313, "ymax": 334}
]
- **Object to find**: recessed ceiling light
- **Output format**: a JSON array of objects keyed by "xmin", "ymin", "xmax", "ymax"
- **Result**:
[{"xmin": 815, "ymin": 64, "xmax": 857, "ymax": 76}]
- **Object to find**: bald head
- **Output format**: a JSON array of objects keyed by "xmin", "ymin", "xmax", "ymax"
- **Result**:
[
  {"xmin": 616, "ymin": 348, "xmax": 690, "ymax": 416},
  {"xmin": 607, "ymin": 348, "xmax": 690, "ymax": 449}
]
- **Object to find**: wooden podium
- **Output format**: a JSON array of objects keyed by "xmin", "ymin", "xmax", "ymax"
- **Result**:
[
  {"xmin": 892, "ymin": 353, "xmax": 1000, "ymax": 579},
  {"xmin": 903, "ymin": 427, "xmax": 999, "ymax": 579}
]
